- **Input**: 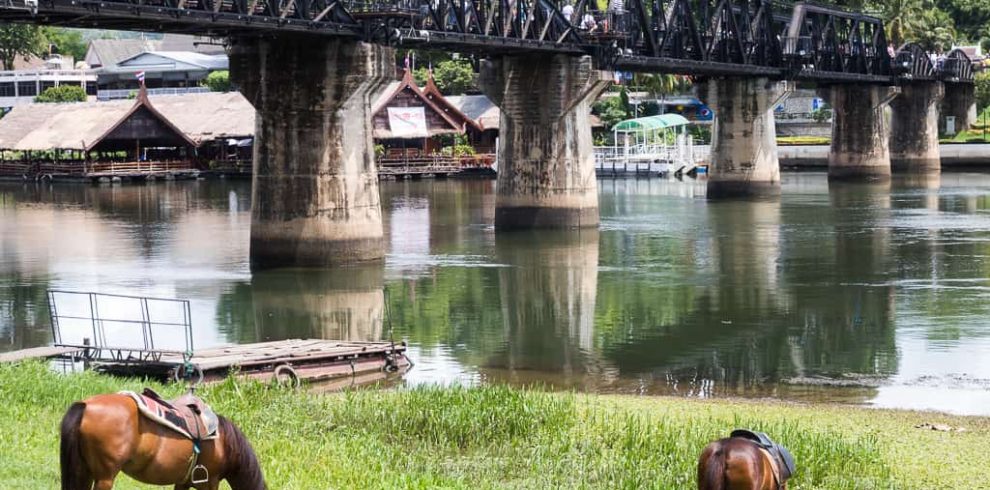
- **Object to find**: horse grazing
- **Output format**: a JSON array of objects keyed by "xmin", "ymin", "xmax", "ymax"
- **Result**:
[
  {"xmin": 697, "ymin": 430, "xmax": 795, "ymax": 490},
  {"xmin": 60, "ymin": 390, "xmax": 266, "ymax": 490}
]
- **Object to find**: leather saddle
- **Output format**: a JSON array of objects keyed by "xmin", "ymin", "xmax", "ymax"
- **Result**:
[
  {"xmin": 730, "ymin": 429, "xmax": 796, "ymax": 483},
  {"xmin": 122, "ymin": 388, "xmax": 219, "ymax": 441}
]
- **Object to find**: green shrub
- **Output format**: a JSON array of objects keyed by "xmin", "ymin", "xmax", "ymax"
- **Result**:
[
  {"xmin": 33, "ymin": 85, "xmax": 87, "ymax": 103},
  {"xmin": 201, "ymin": 70, "xmax": 231, "ymax": 92},
  {"xmin": 975, "ymin": 71, "xmax": 990, "ymax": 115}
]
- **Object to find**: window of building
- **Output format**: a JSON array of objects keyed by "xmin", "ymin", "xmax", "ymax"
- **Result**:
[
  {"xmin": 85, "ymin": 81, "xmax": 98, "ymax": 96},
  {"xmin": 39, "ymin": 81, "xmax": 56, "ymax": 93},
  {"xmin": 0, "ymin": 82, "xmax": 13, "ymax": 97},
  {"xmin": 17, "ymin": 82, "xmax": 37, "ymax": 96}
]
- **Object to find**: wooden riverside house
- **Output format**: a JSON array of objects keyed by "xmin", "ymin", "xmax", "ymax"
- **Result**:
[
  {"xmin": 372, "ymin": 69, "xmax": 495, "ymax": 177},
  {"xmin": 0, "ymin": 72, "xmax": 500, "ymax": 181},
  {"xmin": 0, "ymin": 89, "xmax": 253, "ymax": 180}
]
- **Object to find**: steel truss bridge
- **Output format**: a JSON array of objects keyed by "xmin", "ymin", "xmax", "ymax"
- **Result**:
[{"xmin": 0, "ymin": 0, "xmax": 976, "ymax": 83}]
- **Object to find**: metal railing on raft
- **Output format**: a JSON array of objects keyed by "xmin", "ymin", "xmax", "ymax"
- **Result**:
[{"xmin": 47, "ymin": 290, "xmax": 194, "ymax": 363}]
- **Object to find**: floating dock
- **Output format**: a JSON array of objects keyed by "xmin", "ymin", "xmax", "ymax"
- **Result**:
[
  {"xmin": 2, "ymin": 290, "xmax": 412, "ymax": 388},
  {"xmin": 0, "ymin": 345, "xmax": 87, "ymax": 364},
  {"xmin": 2, "ymin": 339, "xmax": 410, "ymax": 386},
  {"xmin": 98, "ymin": 339, "xmax": 411, "ymax": 384}
]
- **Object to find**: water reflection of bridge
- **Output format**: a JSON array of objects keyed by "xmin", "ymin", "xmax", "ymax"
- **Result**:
[{"xmin": 449, "ymin": 181, "xmax": 903, "ymax": 402}]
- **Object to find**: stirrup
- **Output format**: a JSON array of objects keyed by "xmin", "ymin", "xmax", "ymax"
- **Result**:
[{"xmin": 191, "ymin": 464, "xmax": 209, "ymax": 485}]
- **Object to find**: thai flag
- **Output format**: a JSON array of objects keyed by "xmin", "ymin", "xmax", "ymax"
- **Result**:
[{"xmin": 135, "ymin": 71, "xmax": 146, "ymax": 83}]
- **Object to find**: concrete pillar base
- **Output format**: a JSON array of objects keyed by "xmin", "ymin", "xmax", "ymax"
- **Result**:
[
  {"xmin": 890, "ymin": 82, "xmax": 944, "ymax": 173},
  {"xmin": 247, "ymin": 236, "xmax": 387, "ymax": 269},
  {"xmin": 707, "ymin": 181, "xmax": 782, "ymax": 199},
  {"xmin": 480, "ymin": 55, "xmax": 610, "ymax": 231},
  {"xmin": 494, "ymin": 207, "xmax": 602, "ymax": 230},
  {"xmin": 822, "ymin": 85, "xmax": 896, "ymax": 181},
  {"xmin": 705, "ymin": 77, "xmax": 783, "ymax": 198},
  {"xmin": 230, "ymin": 36, "xmax": 394, "ymax": 269}
]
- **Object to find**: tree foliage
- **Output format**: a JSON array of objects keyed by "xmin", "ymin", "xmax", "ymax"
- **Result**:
[
  {"xmin": 413, "ymin": 60, "xmax": 475, "ymax": 95},
  {"xmin": 201, "ymin": 70, "xmax": 231, "ymax": 92},
  {"xmin": 823, "ymin": 0, "xmax": 987, "ymax": 51},
  {"xmin": 43, "ymin": 28, "xmax": 88, "ymax": 63},
  {"xmin": 592, "ymin": 89, "xmax": 630, "ymax": 130},
  {"xmin": 34, "ymin": 85, "xmax": 88, "ymax": 103},
  {"xmin": 632, "ymin": 73, "xmax": 692, "ymax": 98},
  {"xmin": 934, "ymin": 0, "xmax": 990, "ymax": 44},
  {"xmin": 0, "ymin": 25, "xmax": 47, "ymax": 71},
  {"xmin": 976, "ymin": 72, "xmax": 990, "ymax": 114}
]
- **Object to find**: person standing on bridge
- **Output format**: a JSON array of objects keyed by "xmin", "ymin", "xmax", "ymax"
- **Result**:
[
  {"xmin": 581, "ymin": 12, "xmax": 597, "ymax": 32},
  {"xmin": 561, "ymin": 2, "xmax": 574, "ymax": 24},
  {"xmin": 606, "ymin": 0, "xmax": 624, "ymax": 33}
]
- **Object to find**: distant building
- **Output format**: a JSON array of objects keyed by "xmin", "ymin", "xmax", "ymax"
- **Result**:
[
  {"xmin": 84, "ymin": 38, "xmax": 159, "ymax": 69},
  {"xmin": 952, "ymin": 45, "xmax": 983, "ymax": 61},
  {"xmin": 84, "ymin": 35, "xmax": 228, "ymax": 100},
  {"xmin": 84, "ymin": 35, "xmax": 224, "ymax": 69},
  {"xmin": 97, "ymin": 51, "xmax": 228, "ymax": 96},
  {"xmin": 0, "ymin": 55, "xmax": 97, "ymax": 108}
]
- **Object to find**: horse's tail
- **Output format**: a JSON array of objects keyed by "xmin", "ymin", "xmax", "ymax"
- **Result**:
[
  {"xmin": 698, "ymin": 441, "xmax": 727, "ymax": 490},
  {"xmin": 60, "ymin": 402, "xmax": 90, "ymax": 490}
]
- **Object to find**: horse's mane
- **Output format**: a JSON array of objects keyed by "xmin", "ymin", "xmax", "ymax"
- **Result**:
[{"xmin": 219, "ymin": 415, "xmax": 267, "ymax": 490}]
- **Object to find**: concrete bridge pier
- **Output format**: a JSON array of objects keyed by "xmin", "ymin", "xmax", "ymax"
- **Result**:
[
  {"xmin": 821, "ymin": 85, "xmax": 898, "ymax": 181},
  {"xmin": 940, "ymin": 83, "xmax": 977, "ymax": 135},
  {"xmin": 705, "ymin": 77, "xmax": 785, "ymax": 198},
  {"xmin": 890, "ymin": 82, "xmax": 944, "ymax": 173},
  {"xmin": 230, "ymin": 36, "xmax": 394, "ymax": 269},
  {"xmin": 479, "ymin": 55, "xmax": 611, "ymax": 230}
]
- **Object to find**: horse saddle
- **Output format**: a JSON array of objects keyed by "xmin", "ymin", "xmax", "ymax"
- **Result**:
[
  {"xmin": 730, "ymin": 429, "xmax": 796, "ymax": 483},
  {"xmin": 122, "ymin": 388, "xmax": 219, "ymax": 441}
]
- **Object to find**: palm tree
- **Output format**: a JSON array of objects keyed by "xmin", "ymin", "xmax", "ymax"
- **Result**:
[
  {"xmin": 632, "ymin": 73, "xmax": 691, "ymax": 102},
  {"xmin": 879, "ymin": 0, "xmax": 926, "ymax": 47}
]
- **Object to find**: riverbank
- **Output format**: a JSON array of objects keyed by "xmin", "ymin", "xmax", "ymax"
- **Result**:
[
  {"xmin": 779, "ymin": 143, "xmax": 990, "ymax": 168},
  {"xmin": 2, "ymin": 363, "xmax": 988, "ymax": 489}
]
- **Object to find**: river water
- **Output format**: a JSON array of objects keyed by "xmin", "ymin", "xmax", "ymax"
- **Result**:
[{"xmin": 3, "ymin": 173, "xmax": 990, "ymax": 415}]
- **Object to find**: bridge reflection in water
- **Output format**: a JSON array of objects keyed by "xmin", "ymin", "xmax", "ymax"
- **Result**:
[{"xmin": 5, "ymin": 177, "xmax": 990, "ymax": 412}]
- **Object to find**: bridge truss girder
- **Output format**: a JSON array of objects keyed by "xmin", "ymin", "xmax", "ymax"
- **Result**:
[{"xmin": 0, "ymin": 0, "xmax": 976, "ymax": 83}]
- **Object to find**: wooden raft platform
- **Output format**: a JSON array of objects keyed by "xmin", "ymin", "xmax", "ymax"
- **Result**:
[
  {"xmin": 96, "ymin": 339, "xmax": 411, "ymax": 385},
  {"xmin": 0, "ymin": 346, "xmax": 87, "ymax": 364}
]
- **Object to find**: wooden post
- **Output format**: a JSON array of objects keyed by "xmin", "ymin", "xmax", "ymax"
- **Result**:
[{"xmin": 82, "ymin": 338, "xmax": 91, "ymax": 370}]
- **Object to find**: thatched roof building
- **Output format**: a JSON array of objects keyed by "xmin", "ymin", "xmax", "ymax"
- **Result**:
[{"xmin": 0, "ymin": 91, "xmax": 253, "ymax": 152}]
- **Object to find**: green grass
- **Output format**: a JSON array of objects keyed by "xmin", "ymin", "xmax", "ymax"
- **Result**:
[{"xmin": 2, "ymin": 362, "xmax": 989, "ymax": 489}]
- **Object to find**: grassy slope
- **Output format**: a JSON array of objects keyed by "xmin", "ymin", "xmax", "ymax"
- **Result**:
[{"xmin": 1, "ymin": 362, "xmax": 988, "ymax": 489}]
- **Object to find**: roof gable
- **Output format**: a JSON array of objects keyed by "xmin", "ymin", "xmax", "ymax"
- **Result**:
[
  {"xmin": 421, "ymin": 75, "xmax": 482, "ymax": 132},
  {"xmin": 89, "ymin": 88, "xmax": 198, "ymax": 150},
  {"xmin": 372, "ymin": 69, "xmax": 464, "ymax": 133}
]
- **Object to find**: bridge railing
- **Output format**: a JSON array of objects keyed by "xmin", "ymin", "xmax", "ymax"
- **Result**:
[{"xmin": 344, "ymin": 0, "xmax": 422, "ymax": 17}]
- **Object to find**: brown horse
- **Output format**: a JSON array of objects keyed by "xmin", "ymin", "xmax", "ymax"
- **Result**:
[
  {"xmin": 60, "ymin": 393, "xmax": 266, "ymax": 490},
  {"xmin": 697, "ymin": 437, "xmax": 786, "ymax": 490}
]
